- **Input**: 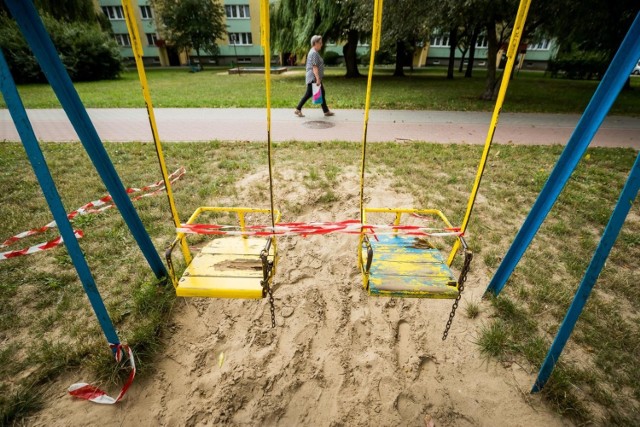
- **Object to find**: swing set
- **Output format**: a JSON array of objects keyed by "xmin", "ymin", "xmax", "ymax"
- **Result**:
[
  {"xmin": 128, "ymin": 0, "xmax": 532, "ymax": 338},
  {"xmin": 5, "ymin": 0, "xmax": 636, "ymax": 400}
]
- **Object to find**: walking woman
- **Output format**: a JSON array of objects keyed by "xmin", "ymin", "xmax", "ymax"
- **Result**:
[{"xmin": 294, "ymin": 35, "xmax": 334, "ymax": 117}]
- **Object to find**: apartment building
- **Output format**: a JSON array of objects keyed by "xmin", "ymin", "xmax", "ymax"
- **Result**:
[
  {"xmin": 219, "ymin": 0, "xmax": 264, "ymax": 65},
  {"xmin": 98, "ymin": 1, "xmax": 555, "ymax": 70},
  {"xmin": 425, "ymin": 33, "xmax": 557, "ymax": 70},
  {"xmin": 98, "ymin": 0, "xmax": 266, "ymax": 67},
  {"xmin": 99, "ymin": 0, "xmax": 166, "ymax": 66}
]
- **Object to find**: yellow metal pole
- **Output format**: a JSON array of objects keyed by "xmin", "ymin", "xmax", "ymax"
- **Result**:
[
  {"xmin": 359, "ymin": 0, "xmax": 383, "ymax": 222},
  {"xmin": 260, "ymin": 0, "xmax": 274, "ymax": 222},
  {"xmin": 261, "ymin": 0, "xmax": 277, "ymax": 256},
  {"xmin": 260, "ymin": 0, "xmax": 272, "ymax": 131},
  {"xmin": 447, "ymin": 0, "xmax": 532, "ymax": 266},
  {"xmin": 121, "ymin": 0, "xmax": 191, "ymax": 264}
]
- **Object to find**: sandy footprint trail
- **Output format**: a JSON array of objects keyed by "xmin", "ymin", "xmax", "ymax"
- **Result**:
[{"xmin": 31, "ymin": 169, "xmax": 571, "ymax": 426}]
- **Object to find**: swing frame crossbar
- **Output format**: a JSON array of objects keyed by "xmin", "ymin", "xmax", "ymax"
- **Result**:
[
  {"xmin": 358, "ymin": 208, "xmax": 471, "ymax": 299},
  {"xmin": 166, "ymin": 207, "xmax": 280, "ymax": 298}
]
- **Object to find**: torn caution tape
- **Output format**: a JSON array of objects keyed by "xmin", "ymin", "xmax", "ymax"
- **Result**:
[
  {"xmin": 0, "ymin": 230, "xmax": 84, "ymax": 260},
  {"xmin": 0, "ymin": 167, "xmax": 185, "ymax": 260},
  {"xmin": 177, "ymin": 220, "xmax": 462, "ymax": 238},
  {"xmin": 68, "ymin": 343, "xmax": 136, "ymax": 404}
]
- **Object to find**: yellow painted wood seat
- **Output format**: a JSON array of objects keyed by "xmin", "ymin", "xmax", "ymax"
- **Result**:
[
  {"xmin": 176, "ymin": 236, "xmax": 274, "ymax": 299},
  {"xmin": 166, "ymin": 207, "xmax": 279, "ymax": 299},
  {"xmin": 365, "ymin": 235, "xmax": 459, "ymax": 299}
]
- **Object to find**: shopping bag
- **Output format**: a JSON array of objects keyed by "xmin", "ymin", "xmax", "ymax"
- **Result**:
[{"xmin": 312, "ymin": 83, "xmax": 323, "ymax": 105}]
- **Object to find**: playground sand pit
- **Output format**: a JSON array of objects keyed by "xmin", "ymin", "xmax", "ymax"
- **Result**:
[{"xmin": 28, "ymin": 168, "xmax": 571, "ymax": 427}]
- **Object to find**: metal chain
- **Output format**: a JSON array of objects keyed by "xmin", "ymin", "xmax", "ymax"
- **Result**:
[
  {"xmin": 260, "ymin": 275, "xmax": 276, "ymax": 328},
  {"xmin": 442, "ymin": 251, "xmax": 473, "ymax": 341},
  {"xmin": 267, "ymin": 285, "xmax": 276, "ymax": 328},
  {"xmin": 260, "ymin": 247, "xmax": 276, "ymax": 328}
]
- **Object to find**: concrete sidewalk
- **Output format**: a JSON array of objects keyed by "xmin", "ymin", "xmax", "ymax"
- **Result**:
[{"xmin": 1, "ymin": 108, "xmax": 639, "ymax": 149}]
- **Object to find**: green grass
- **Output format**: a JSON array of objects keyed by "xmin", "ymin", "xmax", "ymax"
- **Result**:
[
  {"xmin": 464, "ymin": 301, "xmax": 481, "ymax": 319},
  {"xmin": 0, "ymin": 68, "xmax": 640, "ymax": 425},
  {"xmin": 0, "ymin": 141, "xmax": 638, "ymax": 424},
  {"xmin": 2, "ymin": 67, "xmax": 639, "ymax": 115}
]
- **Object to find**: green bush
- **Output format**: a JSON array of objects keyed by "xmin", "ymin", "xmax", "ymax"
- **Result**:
[
  {"xmin": 359, "ymin": 49, "xmax": 394, "ymax": 66},
  {"xmin": 323, "ymin": 50, "xmax": 341, "ymax": 66},
  {"xmin": 0, "ymin": 13, "xmax": 122, "ymax": 84},
  {"xmin": 547, "ymin": 52, "xmax": 609, "ymax": 80},
  {"xmin": 358, "ymin": 51, "xmax": 369, "ymax": 66}
]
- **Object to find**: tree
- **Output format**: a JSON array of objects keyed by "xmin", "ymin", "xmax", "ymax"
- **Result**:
[
  {"xmin": 35, "ymin": 0, "xmax": 98, "ymax": 22},
  {"xmin": 0, "ymin": 13, "xmax": 122, "ymax": 83},
  {"xmin": 1, "ymin": 0, "xmax": 109, "ymax": 28},
  {"xmin": 464, "ymin": 26, "xmax": 480, "ymax": 78},
  {"xmin": 541, "ymin": 0, "xmax": 638, "ymax": 60},
  {"xmin": 0, "ymin": 1, "xmax": 122, "ymax": 83},
  {"xmin": 152, "ymin": 0, "xmax": 226, "ymax": 70},
  {"xmin": 380, "ymin": 0, "xmax": 430, "ymax": 77},
  {"xmin": 537, "ymin": 0, "xmax": 639, "ymax": 87},
  {"xmin": 271, "ymin": 0, "xmax": 370, "ymax": 78},
  {"xmin": 424, "ymin": 0, "xmax": 488, "ymax": 80},
  {"xmin": 432, "ymin": 1, "xmax": 466, "ymax": 79}
]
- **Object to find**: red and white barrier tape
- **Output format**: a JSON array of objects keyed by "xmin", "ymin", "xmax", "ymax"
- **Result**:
[
  {"xmin": 177, "ymin": 220, "xmax": 462, "ymax": 238},
  {"xmin": 0, "ymin": 231, "xmax": 84, "ymax": 260},
  {"xmin": 68, "ymin": 343, "xmax": 136, "ymax": 404},
  {"xmin": 0, "ymin": 167, "xmax": 185, "ymax": 260}
]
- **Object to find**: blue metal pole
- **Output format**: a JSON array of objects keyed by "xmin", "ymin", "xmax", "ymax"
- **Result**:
[
  {"xmin": 0, "ymin": 49, "xmax": 120, "ymax": 347},
  {"xmin": 4, "ymin": 0, "xmax": 167, "ymax": 279},
  {"xmin": 532, "ymin": 152, "xmax": 640, "ymax": 393},
  {"xmin": 485, "ymin": 12, "xmax": 640, "ymax": 297}
]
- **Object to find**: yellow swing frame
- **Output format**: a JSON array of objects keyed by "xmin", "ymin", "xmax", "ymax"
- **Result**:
[
  {"xmin": 122, "ymin": 0, "xmax": 279, "ymax": 300},
  {"xmin": 357, "ymin": 0, "xmax": 531, "ymax": 301},
  {"xmin": 166, "ymin": 207, "xmax": 280, "ymax": 299}
]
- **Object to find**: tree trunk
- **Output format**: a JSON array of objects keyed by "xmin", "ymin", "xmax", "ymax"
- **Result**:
[
  {"xmin": 446, "ymin": 27, "xmax": 458, "ymax": 79},
  {"xmin": 465, "ymin": 29, "xmax": 479, "ymax": 78},
  {"xmin": 409, "ymin": 42, "xmax": 415, "ymax": 72},
  {"xmin": 393, "ymin": 40, "xmax": 405, "ymax": 77},
  {"xmin": 343, "ymin": 29, "xmax": 361, "ymax": 78},
  {"xmin": 196, "ymin": 48, "xmax": 203, "ymax": 70},
  {"xmin": 481, "ymin": 22, "xmax": 498, "ymax": 100},
  {"xmin": 458, "ymin": 48, "xmax": 467, "ymax": 73}
]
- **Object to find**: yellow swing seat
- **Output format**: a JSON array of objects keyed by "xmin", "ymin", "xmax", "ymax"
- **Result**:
[
  {"xmin": 166, "ymin": 207, "xmax": 279, "ymax": 299},
  {"xmin": 359, "ymin": 208, "xmax": 471, "ymax": 299},
  {"xmin": 176, "ymin": 236, "xmax": 275, "ymax": 298}
]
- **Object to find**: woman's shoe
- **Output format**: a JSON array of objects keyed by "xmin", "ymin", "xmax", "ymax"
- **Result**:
[
  {"xmin": 324, "ymin": 111, "xmax": 335, "ymax": 117},
  {"xmin": 294, "ymin": 109, "xmax": 304, "ymax": 117}
]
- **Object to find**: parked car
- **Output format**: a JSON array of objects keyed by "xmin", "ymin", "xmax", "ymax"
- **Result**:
[{"xmin": 632, "ymin": 60, "xmax": 640, "ymax": 75}]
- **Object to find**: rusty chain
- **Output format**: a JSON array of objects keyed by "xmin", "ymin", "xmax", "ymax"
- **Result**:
[
  {"xmin": 442, "ymin": 250, "xmax": 473, "ymax": 341},
  {"xmin": 260, "ymin": 247, "xmax": 276, "ymax": 328}
]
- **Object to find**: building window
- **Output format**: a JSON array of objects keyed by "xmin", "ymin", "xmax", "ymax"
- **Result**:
[
  {"xmin": 225, "ymin": 5, "xmax": 250, "ymax": 18},
  {"xmin": 475, "ymin": 36, "xmax": 489, "ymax": 48},
  {"xmin": 228, "ymin": 32, "xmax": 253, "ymax": 45},
  {"xmin": 140, "ymin": 5, "xmax": 153, "ymax": 19},
  {"xmin": 146, "ymin": 33, "xmax": 158, "ymax": 46},
  {"xmin": 102, "ymin": 6, "xmax": 124, "ymax": 20},
  {"xmin": 430, "ymin": 35, "xmax": 450, "ymax": 47},
  {"xmin": 115, "ymin": 33, "xmax": 131, "ymax": 47},
  {"xmin": 528, "ymin": 39, "xmax": 550, "ymax": 50}
]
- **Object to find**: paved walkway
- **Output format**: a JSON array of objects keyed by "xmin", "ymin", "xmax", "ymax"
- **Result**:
[{"xmin": 1, "ymin": 108, "xmax": 639, "ymax": 149}]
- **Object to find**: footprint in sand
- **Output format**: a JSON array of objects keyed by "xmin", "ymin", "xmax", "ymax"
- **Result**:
[{"xmin": 396, "ymin": 319, "xmax": 412, "ymax": 369}]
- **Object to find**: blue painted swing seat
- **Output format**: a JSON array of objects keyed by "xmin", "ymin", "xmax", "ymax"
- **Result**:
[{"xmin": 366, "ymin": 234, "xmax": 459, "ymax": 299}]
